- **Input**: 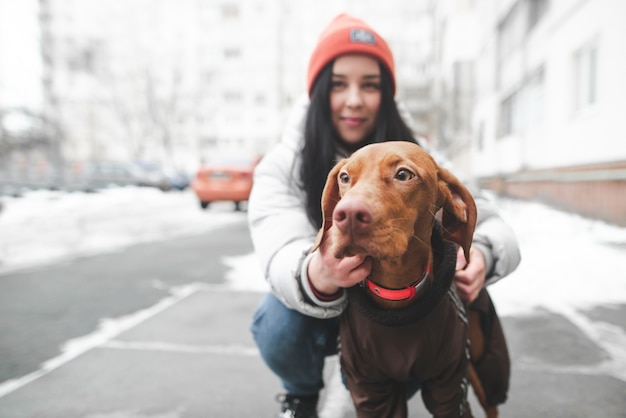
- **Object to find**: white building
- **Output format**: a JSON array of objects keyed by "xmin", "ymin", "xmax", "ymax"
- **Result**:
[
  {"xmin": 0, "ymin": 0, "xmax": 435, "ymax": 171},
  {"xmin": 435, "ymin": 0, "xmax": 626, "ymax": 225},
  {"xmin": 0, "ymin": 0, "xmax": 42, "ymax": 110},
  {"xmin": 474, "ymin": 0, "xmax": 626, "ymax": 174},
  {"xmin": 3, "ymin": 0, "xmax": 625, "ymax": 224}
]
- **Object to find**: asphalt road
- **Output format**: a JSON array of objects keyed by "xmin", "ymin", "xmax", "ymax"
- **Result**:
[
  {"xmin": 0, "ymin": 217, "xmax": 625, "ymax": 417},
  {"xmin": 0, "ymin": 219, "xmax": 253, "ymax": 383}
]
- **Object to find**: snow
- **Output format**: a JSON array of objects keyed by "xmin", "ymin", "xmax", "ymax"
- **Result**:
[
  {"xmin": 486, "ymin": 196, "xmax": 626, "ymax": 316},
  {"xmin": 0, "ymin": 187, "xmax": 244, "ymax": 273}
]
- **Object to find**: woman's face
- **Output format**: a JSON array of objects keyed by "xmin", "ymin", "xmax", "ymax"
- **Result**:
[{"xmin": 330, "ymin": 54, "xmax": 382, "ymax": 146}]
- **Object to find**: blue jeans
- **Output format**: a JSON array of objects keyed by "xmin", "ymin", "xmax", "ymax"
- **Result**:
[
  {"xmin": 250, "ymin": 292, "xmax": 422, "ymax": 398},
  {"xmin": 250, "ymin": 292, "xmax": 339, "ymax": 395}
]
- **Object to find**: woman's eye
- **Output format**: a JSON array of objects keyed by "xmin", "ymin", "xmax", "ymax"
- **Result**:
[
  {"xmin": 394, "ymin": 169, "xmax": 415, "ymax": 181},
  {"xmin": 331, "ymin": 80, "xmax": 346, "ymax": 90},
  {"xmin": 339, "ymin": 172, "xmax": 350, "ymax": 184},
  {"xmin": 362, "ymin": 82, "xmax": 381, "ymax": 91}
]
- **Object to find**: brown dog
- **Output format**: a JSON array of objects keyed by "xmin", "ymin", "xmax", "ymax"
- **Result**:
[{"xmin": 313, "ymin": 141, "xmax": 497, "ymax": 417}]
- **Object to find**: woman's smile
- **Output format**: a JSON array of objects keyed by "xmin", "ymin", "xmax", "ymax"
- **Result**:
[{"xmin": 341, "ymin": 116, "xmax": 367, "ymax": 127}]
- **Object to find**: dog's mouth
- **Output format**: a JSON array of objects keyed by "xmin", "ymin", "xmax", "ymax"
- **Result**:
[
  {"xmin": 331, "ymin": 229, "xmax": 408, "ymax": 260},
  {"xmin": 333, "ymin": 244, "xmax": 368, "ymax": 259}
]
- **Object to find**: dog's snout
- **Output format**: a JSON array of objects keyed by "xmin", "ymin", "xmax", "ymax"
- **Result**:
[{"xmin": 333, "ymin": 199, "xmax": 372, "ymax": 233}]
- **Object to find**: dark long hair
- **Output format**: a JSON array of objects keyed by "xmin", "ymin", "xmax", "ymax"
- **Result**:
[{"xmin": 300, "ymin": 61, "xmax": 416, "ymax": 228}]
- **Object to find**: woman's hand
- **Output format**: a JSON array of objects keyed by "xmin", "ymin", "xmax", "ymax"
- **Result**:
[
  {"xmin": 455, "ymin": 246, "xmax": 486, "ymax": 303},
  {"xmin": 307, "ymin": 238, "xmax": 372, "ymax": 295}
]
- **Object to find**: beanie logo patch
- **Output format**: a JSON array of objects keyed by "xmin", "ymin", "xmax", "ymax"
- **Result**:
[{"xmin": 350, "ymin": 29, "xmax": 376, "ymax": 45}]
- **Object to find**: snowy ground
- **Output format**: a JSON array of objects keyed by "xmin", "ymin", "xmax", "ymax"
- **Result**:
[
  {"xmin": 1, "ymin": 186, "xmax": 626, "ymax": 380},
  {"xmin": 0, "ymin": 187, "xmax": 245, "ymax": 275}
]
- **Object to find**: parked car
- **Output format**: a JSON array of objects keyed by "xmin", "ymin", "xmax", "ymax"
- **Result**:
[
  {"xmin": 191, "ymin": 155, "xmax": 260, "ymax": 211},
  {"xmin": 161, "ymin": 167, "xmax": 191, "ymax": 191},
  {"xmin": 78, "ymin": 161, "xmax": 143, "ymax": 192},
  {"xmin": 132, "ymin": 161, "xmax": 190, "ymax": 191}
]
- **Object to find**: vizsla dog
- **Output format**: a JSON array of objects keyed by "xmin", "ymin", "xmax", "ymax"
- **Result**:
[{"xmin": 314, "ymin": 141, "xmax": 499, "ymax": 418}]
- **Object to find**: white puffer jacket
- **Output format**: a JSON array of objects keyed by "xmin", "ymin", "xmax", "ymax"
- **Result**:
[{"xmin": 248, "ymin": 95, "xmax": 521, "ymax": 318}]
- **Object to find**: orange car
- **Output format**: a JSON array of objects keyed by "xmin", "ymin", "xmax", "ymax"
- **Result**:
[{"xmin": 191, "ymin": 155, "xmax": 260, "ymax": 211}]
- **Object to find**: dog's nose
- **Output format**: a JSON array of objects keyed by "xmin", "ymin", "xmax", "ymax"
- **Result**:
[{"xmin": 333, "ymin": 199, "xmax": 372, "ymax": 233}]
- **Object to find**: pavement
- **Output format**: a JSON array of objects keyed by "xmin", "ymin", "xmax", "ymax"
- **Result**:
[{"xmin": 0, "ymin": 287, "xmax": 625, "ymax": 418}]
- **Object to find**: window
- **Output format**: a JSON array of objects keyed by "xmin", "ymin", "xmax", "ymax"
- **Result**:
[
  {"xmin": 220, "ymin": 3, "xmax": 239, "ymax": 19},
  {"xmin": 498, "ymin": 93, "xmax": 512, "ymax": 137},
  {"xmin": 223, "ymin": 48, "xmax": 241, "ymax": 59},
  {"xmin": 201, "ymin": 136, "xmax": 218, "ymax": 146},
  {"xmin": 526, "ymin": 67, "xmax": 544, "ymax": 128},
  {"xmin": 223, "ymin": 92, "xmax": 242, "ymax": 103},
  {"xmin": 254, "ymin": 93, "xmax": 266, "ymax": 105},
  {"xmin": 528, "ymin": 0, "xmax": 549, "ymax": 32},
  {"xmin": 574, "ymin": 43, "xmax": 597, "ymax": 110},
  {"xmin": 497, "ymin": 2, "xmax": 524, "ymax": 62},
  {"xmin": 498, "ymin": 88, "xmax": 523, "ymax": 137},
  {"xmin": 67, "ymin": 43, "xmax": 98, "ymax": 73},
  {"xmin": 497, "ymin": 0, "xmax": 549, "ymax": 79},
  {"xmin": 477, "ymin": 122, "xmax": 485, "ymax": 151},
  {"xmin": 497, "ymin": 65, "xmax": 545, "ymax": 138},
  {"xmin": 452, "ymin": 61, "xmax": 474, "ymax": 132}
]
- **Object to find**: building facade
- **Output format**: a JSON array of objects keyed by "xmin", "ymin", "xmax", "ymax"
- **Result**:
[
  {"xmin": 6, "ymin": 0, "xmax": 624, "ymax": 225},
  {"xmin": 8, "ymin": 0, "xmax": 434, "ymax": 173},
  {"xmin": 435, "ymin": 0, "xmax": 626, "ymax": 225}
]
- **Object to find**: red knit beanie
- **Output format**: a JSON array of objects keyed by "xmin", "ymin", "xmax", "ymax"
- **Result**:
[{"xmin": 307, "ymin": 14, "xmax": 395, "ymax": 96}]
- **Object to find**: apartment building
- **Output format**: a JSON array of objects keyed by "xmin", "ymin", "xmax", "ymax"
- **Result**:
[
  {"xmin": 37, "ymin": 0, "xmax": 282, "ymax": 167},
  {"xmin": 11, "ymin": 0, "xmax": 432, "ymax": 171},
  {"xmin": 436, "ymin": 0, "xmax": 626, "ymax": 225}
]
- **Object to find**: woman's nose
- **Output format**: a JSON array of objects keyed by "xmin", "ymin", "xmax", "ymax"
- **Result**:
[{"xmin": 345, "ymin": 85, "xmax": 363, "ymax": 107}]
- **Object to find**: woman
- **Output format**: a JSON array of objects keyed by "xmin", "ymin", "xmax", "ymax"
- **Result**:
[{"xmin": 248, "ymin": 14, "xmax": 520, "ymax": 418}]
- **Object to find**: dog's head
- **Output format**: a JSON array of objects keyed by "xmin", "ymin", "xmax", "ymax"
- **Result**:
[{"xmin": 313, "ymin": 141, "xmax": 476, "ymax": 262}]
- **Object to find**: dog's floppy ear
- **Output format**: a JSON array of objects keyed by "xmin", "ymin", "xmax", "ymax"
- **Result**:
[
  {"xmin": 437, "ymin": 167, "xmax": 477, "ymax": 262},
  {"xmin": 311, "ymin": 159, "xmax": 345, "ymax": 252}
]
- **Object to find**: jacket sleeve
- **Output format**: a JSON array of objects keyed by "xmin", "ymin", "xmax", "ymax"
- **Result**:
[
  {"xmin": 471, "ymin": 194, "xmax": 521, "ymax": 285},
  {"xmin": 247, "ymin": 141, "xmax": 347, "ymax": 318}
]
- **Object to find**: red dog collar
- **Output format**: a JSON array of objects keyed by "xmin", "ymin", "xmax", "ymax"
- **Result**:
[{"xmin": 365, "ymin": 264, "xmax": 430, "ymax": 301}]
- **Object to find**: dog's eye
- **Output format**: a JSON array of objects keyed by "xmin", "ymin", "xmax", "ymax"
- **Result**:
[
  {"xmin": 394, "ymin": 169, "xmax": 415, "ymax": 181},
  {"xmin": 339, "ymin": 172, "xmax": 350, "ymax": 184}
]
